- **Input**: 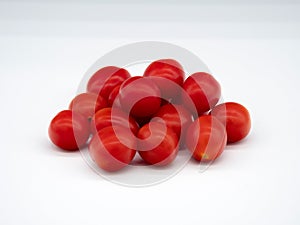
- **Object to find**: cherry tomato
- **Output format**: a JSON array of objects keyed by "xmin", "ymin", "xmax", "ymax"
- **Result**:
[
  {"xmin": 89, "ymin": 126, "xmax": 136, "ymax": 172},
  {"xmin": 48, "ymin": 110, "xmax": 90, "ymax": 151},
  {"xmin": 69, "ymin": 93, "xmax": 107, "ymax": 120},
  {"xmin": 87, "ymin": 66, "xmax": 130, "ymax": 100},
  {"xmin": 185, "ymin": 115, "xmax": 227, "ymax": 162},
  {"xmin": 138, "ymin": 122, "xmax": 179, "ymax": 166},
  {"xmin": 90, "ymin": 107, "xmax": 139, "ymax": 135},
  {"xmin": 143, "ymin": 59, "xmax": 184, "ymax": 99},
  {"xmin": 182, "ymin": 72, "xmax": 221, "ymax": 116},
  {"xmin": 152, "ymin": 103, "xmax": 193, "ymax": 144},
  {"xmin": 119, "ymin": 76, "xmax": 161, "ymax": 118},
  {"xmin": 210, "ymin": 102, "xmax": 251, "ymax": 143}
]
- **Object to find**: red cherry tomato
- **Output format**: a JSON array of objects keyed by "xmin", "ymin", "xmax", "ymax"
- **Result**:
[
  {"xmin": 152, "ymin": 103, "xmax": 193, "ymax": 143},
  {"xmin": 182, "ymin": 72, "xmax": 221, "ymax": 116},
  {"xmin": 185, "ymin": 115, "xmax": 227, "ymax": 162},
  {"xmin": 119, "ymin": 76, "xmax": 161, "ymax": 118},
  {"xmin": 87, "ymin": 66, "xmax": 130, "ymax": 100},
  {"xmin": 48, "ymin": 110, "xmax": 90, "ymax": 151},
  {"xmin": 69, "ymin": 93, "xmax": 107, "ymax": 120},
  {"xmin": 89, "ymin": 126, "xmax": 136, "ymax": 172},
  {"xmin": 143, "ymin": 59, "xmax": 184, "ymax": 99},
  {"xmin": 90, "ymin": 107, "xmax": 139, "ymax": 135},
  {"xmin": 138, "ymin": 122, "xmax": 179, "ymax": 166},
  {"xmin": 210, "ymin": 102, "xmax": 251, "ymax": 143}
]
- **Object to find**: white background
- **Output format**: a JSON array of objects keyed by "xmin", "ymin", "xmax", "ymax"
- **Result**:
[{"xmin": 1, "ymin": 0, "xmax": 300, "ymax": 224}]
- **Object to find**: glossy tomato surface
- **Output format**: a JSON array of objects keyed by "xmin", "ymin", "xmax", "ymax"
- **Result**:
[
  {"xmin": 152, "ymin": 103, "xmax": 193, "ymax": 141},
  {"xmin": 69, "ymin": 93, "xmax": 107, "ymax": 120},
  {"xmin": 90, "ymin": 107, "xmax": 139, "ymax": 135},
  {"xmin": 186, "ymin": 115, "xmax": 227, "ymax": 162},
  {"xmin": 108, "ymin": 84, "xmax": 121, "ymax": 107},
  {"xmin": 143, "ymin": 59, "xmax": 184, "ymax": 99},
  {"xmin": 210, "ymin": 102, "xmax": 251, "ymax": 143},
  {"xmin": 89, "ymin": 126, "xmax": 136, "ymax": 172},
  {"xmin": 138, "ymin": 122, "xmax": 179, "ymax": 166},
  {"xmin": 182, "ymin": 72, "xmax": 221, "ymax": 116},
  {"xmin": 87, "ymin": 66, "xmax": 130, "ymax": 100},
  {"xmin": 119, "ymin": 76, "xmax": 161, "ymax": 118},
  {"xmin": 48, "ymin": 110, "xmax": 90, "ymax": 151}
]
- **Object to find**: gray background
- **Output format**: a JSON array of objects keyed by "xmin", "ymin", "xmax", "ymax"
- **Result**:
[{"xmin": 0, "ymin": 0, "xmax": 299, "ymax": 224}]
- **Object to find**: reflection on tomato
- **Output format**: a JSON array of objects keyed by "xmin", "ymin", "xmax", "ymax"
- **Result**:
[
  {"xmin": 89, "ymin": 126, "xmax": 136, "ymax": 172},
  {"xmin": 186, "ymin": 115, "xmax": 227, "ymax": 162},
  {"xmin": 108, "ymin": 84, "xmax": 121, "ymax": 107},
  {"xmin": 69, "ymin": 93, "xmax": 107, "ymax": 120},
  {"xmin": 87, "ymin": 66, "xmax": 130, "ymax": 101},
  {"xmin": 210, "ymin": 102, "xmax": 251, "ymax": 143},
  {"xmin": 183, "ymin": 72, "xmax": 221, "ymax": 116},
  {"xmin": 138, "ymin": 122, "xmax": 179, "ymax": 166},
  {"xmin": 90, "ymin": 107, "xmax": 139, "ymax": 135},
  {"xmin": 143, "ymin": 59, "xmax": 184, "ymax": 99},
  {"xmin": 48, "ymin": 110, "xmax": 90, "ymax": 151}
]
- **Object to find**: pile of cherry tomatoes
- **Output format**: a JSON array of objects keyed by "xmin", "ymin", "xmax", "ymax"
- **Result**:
[{"xmin": 49, "ymin": 59, "xmax": 251, "ymax": 172}]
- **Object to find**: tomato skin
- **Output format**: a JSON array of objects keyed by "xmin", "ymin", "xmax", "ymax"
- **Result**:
[
  {"xmin": 138, "ymin": 122, "xmax": 179, "ymax": 166},
  {"xmin": 143, "ymin": 59, "xmax": 184, "ymax": 99},
  {"xmin": 182, "ymin": 72, "xmax": 221, "ymax": 116},
  {"xmin": 89, "ymin": 126, "xmax": 136, "ymax": 172},
  {"xmin": 69, "ymin": 93, "xmax": 107, "ymax": 120},
  {"xmin": 90, "ymin": 107, "xmax": 139, "ymax": 135},
  {"xmin": 86, "ymin": 66, "xmax": 130, "ymax": 100},
  {"xmin": 210, "ymin": 102, "xmax": 251, "ymax": 143},
  {"xmin": 48, "ymin": 110, "xmax": 90, "ymax": 151},
  {"xmin": 108, "ymin": 84, "xmax": 121, "ymax": 107},
  {"xmin": 119, "ymin": 76, "xmax": 161, "ymax": 118},
  {"xmin": 185, "ymin": 115, "xmax": 227, "ymax": 162},
  {"xmin": 152, "ymin": 103, "xmax": 193, "ymax": 142}
]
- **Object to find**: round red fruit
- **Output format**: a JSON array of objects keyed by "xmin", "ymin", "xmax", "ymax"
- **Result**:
[
  {"xmin": 48, "ymin": 110, "xmax": 90, "ymax": 151},
  {"xmin": 144, "ymin": 59, "xmax": 184, "ymax": 99},
  {"xmin": 210, "ymin": 102, "xmax": 251, "ymax": 143},
  {"xmin": 186, "ymin": 115, "xmax": 227, "ymax": 162},
  {"xmin": 87, "ymin": 66, "xmax": 130, "ymax": 100},
  {"xmin": 138, "ymin": 122, "xmax": 179, "ymax": 166},
  {"xmin": 182, "ymin": 72, "xmax": 221, "ymax": 116},
  {"xmin": 89, "ymin": 126, "xmax": 136, "ymax": 172}
]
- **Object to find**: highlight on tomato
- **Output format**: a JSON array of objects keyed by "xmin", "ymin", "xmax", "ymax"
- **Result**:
[
  {"xmin": 185, "ymin": 115, "xmax": 227, "ymax": 162},
  {"xmin": 48, "ymin": 110, "xmax": 90, "ymax": 151},
  {"xmin": 182, "ymin": 72, "xmax": 221, "ymax": 116},
  {"xmin": 90, "ymin": 107, "xmax": 139, "ymax": 135},
  {"xmin": 143, "ymin": 59, "xmax": 185, "ymax": 100},
  {"xmin": 87, "ymin": 66, "xmax": 130, "ymax": 101},
  {"xmin": 210, "ymin": 102, "xmax": 251, "ymax": 143},
  {"xmin": 138, "ymin": 121, "xmax": 179, "ymax": 166},
  {"xmin": 69, "ymin": 93, "xmax": 107, "ymax": 120},
  {"xmin": 89, "ymin": 126, "xmax": 136, "ymax": 172}
]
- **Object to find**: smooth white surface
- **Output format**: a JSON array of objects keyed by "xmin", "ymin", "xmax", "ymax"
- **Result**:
[{"xmin": 1, "ymin": 1, "xmax": 300, "ymax": 225}]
